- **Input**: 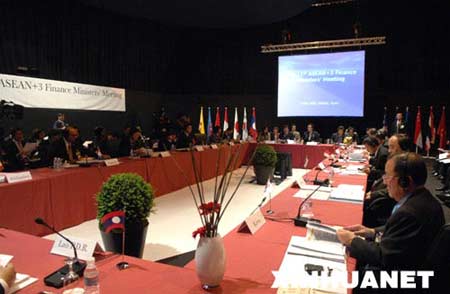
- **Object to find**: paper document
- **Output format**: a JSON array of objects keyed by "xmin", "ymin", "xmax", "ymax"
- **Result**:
[
  {"xmin": 23, "ymin": 143, "xmax": 37, "ymax": 154},
  {"xmin": 298, "ymin": 184, "xmax": 332, "ymax": 193},
  {"xmin": 306, "ymin": 222, "xmax": 342, "ymax": 243},
  {"xmin": 0, "ymin": 254, "xmax": 13, "ymax": 267},
  {"xmin": 10, "ymin": 273, "xmax": 38, "ymax": 294},
  {"xmin": 330, "ymin": 184, "xmax": 365, "ymax": 202},
  {"xmin": 271, "ymin": 236, "xmax": 347, "ymax": 293},
  {"xmin": 293, "ymin": 189, "xmax": 330, "ymax": 200}
]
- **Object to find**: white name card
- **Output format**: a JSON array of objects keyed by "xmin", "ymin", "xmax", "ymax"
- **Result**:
[
  {"xmin": 159, "ymin": 151, "xmax": 171, "ymax": 157},
  {"xmin": 229, "ymin": 142, "xmax": 235, "ymax": 146},
  {"xmin": 438, "ymin": 153, "xmax": 449, "ymax": 160},
  {"xmin": 194, "ymin": 145, "xmax": 204, "ymax": 152},
  {"xmin": 306, "ymin": 142, "xmax": 318, "ymax": 146},
  {"xmin": 2, "ymin": 171, "xmax": 32, "ymax": 183},
  {"xmin": 210, "ymin": 144, "xmax": 218, "ymax": 149},
  {"xmin": 292, "ymin": 176, "xmax": 307, "ymax": 188},
  {"xmin": 104, "ymin": 158, "xmax": 120, "ymax": 166},
  {"xmin": 51, "ymin": 236, "xmax": 103, "ymax": 261},
  {"xmin": 238, "ymin": 209, "xmax": 266, "ymax": 235},
  {"xmin": 318, "ymin": 162, "xmax": 326, "ymax": 170}
]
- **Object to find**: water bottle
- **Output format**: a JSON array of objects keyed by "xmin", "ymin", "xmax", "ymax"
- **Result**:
[
  {"xmin": 328, "ymin": 168, "xmax": 335, "ymax": 187},
  {"xmin": 83, "ymin": 257, "xmax": 100, "ymax": 294},
  {"xmin": 301, "ymin": 200, "xmax": 314, "ymax": 218}
]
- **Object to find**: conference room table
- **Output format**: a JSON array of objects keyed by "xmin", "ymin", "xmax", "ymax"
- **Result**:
[
  {"xmin": 0, "ymin": 158, "xmax": 366, "ymax": 294},
  {"xmin": 247, "ymin": 142, "xmax": 337, "ymax": 169},
  {"xmin": 0, "ymin": 143, "xmax": 250, "ymax": 236}
]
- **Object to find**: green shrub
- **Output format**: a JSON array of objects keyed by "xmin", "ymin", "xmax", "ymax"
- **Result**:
[
  {"xmin": 97, "ymin": 173, "xmax": 155, "ymax": 226},
  {"xmin": 252, "ymin": 144, "xmax": 277, "ymax": 167}
]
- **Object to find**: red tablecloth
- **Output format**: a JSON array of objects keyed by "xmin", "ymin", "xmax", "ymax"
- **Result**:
[
  {"xmin": 0, "ymin": 144, "xmax": 249, "ymax": 236},
  {"xmin": 246, "ymin": 143, "xmax": 336, "ymax": 168},
  {"xmin": 185, "ymin": 162, "xmax": 367, "ymax": 292}
]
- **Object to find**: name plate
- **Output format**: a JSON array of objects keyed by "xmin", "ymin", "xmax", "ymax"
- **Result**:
[
  {"xmin": 210, "ymin": 144, "xmax": 218, "ymax": 149},
  {"xmin": 292, "ymin": 176, "xmax": 307, "ymax": 188},
  {"xmin": 438, "ymin": 153, "xmax": 449, "ymax": 160},
  {"xmin": 104, "ymin": 158, "xmax": 120, "ymax": 166},
  {"xmin": 229, "ymin": 141, "xmax": 235, "ymax": 146},
  {"xmin": 194, "ymin": 145, "xmax": 204, "ymax": 152},
  {"xmin": 2, "ymin": 171, "xmax": 32, "ymax": 183},
  {"xmin": 50, "ymin": 236, "xmax": 103, "ymax": 261},
  {"xmin": 306, "ymin": 142, "xmax": 318, "ymax": 146},
  {"xmin": 159, "ymin": 151, "xmax": 171, "ymax": 157},
  {"xmin": 237, "ymin": 209, "xmax": 266, "ymax": 235},
  {"xmin": 318, "ymin": 162, "xmax": 326, "ymax": 170}
]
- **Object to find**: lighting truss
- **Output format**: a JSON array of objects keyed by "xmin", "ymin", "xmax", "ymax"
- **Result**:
[
  {"xmin": 260, "ymin": 36, "xmax": 386, "ymax": 53},
  {"xmin": 311, "ymin": 0, "xmax": 356, "ymax": 7}
]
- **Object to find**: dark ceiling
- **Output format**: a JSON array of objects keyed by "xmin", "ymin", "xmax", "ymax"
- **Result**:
[{"xmin": 79, "ymin": 0, "xmax": 312, "ymax": 28}]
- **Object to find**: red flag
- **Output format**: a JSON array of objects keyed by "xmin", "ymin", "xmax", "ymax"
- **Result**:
[
  {"xmin": 429, "ymin": 106, "xmax": 436, "ymax": 144},
  {"xmin": 437, "ymin": 106, "xmax": 447, "ymax": 149},
  {"xmin": 414, "ymin": 106, "xmax": 423, "ymax": 149},
  {"xmin": 214, "ymin": 107, "xmax": 221, "ymax": 127},
  {"xmin": 100, "ymin": 211, "xmax": 125, "ymax": 233}
]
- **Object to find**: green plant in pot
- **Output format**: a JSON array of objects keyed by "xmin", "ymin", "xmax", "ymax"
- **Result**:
[
  {"xmin": 97, "ymin": 173, "xmax": 154, "ymax": 258},
  {"xmin": 252, "ymin": 144, "xmax": 277, "ymax": 185}
]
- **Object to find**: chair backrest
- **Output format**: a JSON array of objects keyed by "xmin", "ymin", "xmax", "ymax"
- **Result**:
[{"xmin": 425, "ymin": 223, "xmax": 450, "ymax": 269}]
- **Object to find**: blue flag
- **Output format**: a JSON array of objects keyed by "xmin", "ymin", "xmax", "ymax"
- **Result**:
[{"xmin": 207, "ymin": 107, "xmax": 213, "ymax": 141}]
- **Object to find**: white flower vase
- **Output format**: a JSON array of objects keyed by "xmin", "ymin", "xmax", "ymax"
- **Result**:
[{"xmin": 195, "ymin": 234, "xmax": 226, "ymax": 288}]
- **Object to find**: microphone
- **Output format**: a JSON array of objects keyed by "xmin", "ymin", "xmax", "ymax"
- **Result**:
[
  {"xmin": 293, "ymin": 185, "xmax": 322, "ymax": 227},
  {"xmin": 312, "ymin": 158, "xmax": 338, "ymax": 186},
  {"xmin": 35, "ymin": 217, "xmax": 86, "ymax": 277},
  {"xmin": 250, "ymin": 197, "xmax": 267, "ymax": 215}
]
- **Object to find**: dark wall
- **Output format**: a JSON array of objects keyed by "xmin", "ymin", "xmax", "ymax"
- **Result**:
[{"xmin": 1, "ymin": 0, "xmax": 449, "ymax": 139}]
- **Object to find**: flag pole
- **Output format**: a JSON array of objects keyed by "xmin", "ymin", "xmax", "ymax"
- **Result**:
[{"xmin": 116, "ymin": 214, "xmax": 129, "ymax": 270}]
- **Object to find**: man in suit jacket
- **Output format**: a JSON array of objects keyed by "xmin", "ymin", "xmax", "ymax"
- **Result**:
[
  {"xmin": 363, "ymin": 136, "xmax": 389, "ymax": 191},
  {"xmin": 48, "ymin": 126, "xmax": 84, "ymax": 163},
  {"xmin": 177, "ymin": 123, "xmax": 196, "ymax": 149},
  {"xmin": 3, "ymin": 128, "xmax": 27, "ymax": 171},
  {"xmin": 303, "ymin": 123, "xmax": 320, "ymax": 143},
  {"xmin": 0, "ymin": 263, "xmax": 15, "ymax": 294},
  {"xmin": 390, "ymin": 112, "xmax": 407, "ymax": 136},
  {"xmin": 279, "ymin": 125, "xmax": 294, "ymax": 141},
  {"xmin": 331, "ymin": 125, "xmax": 345, "ymax": 144},
  {"xmin": 337, "ymin": 153, "xmax": 445, "ymax": 270}
]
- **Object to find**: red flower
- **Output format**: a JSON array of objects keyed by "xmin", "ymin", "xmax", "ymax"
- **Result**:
[
  {"xmin": 192, "ymin": 226, "xmax": 207, "ymax": 238},
  {"xmin": 198, "ymin": 202, "xmax": 221, "ymax": 215}
]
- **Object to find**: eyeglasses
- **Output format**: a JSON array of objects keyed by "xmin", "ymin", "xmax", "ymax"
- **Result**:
[{"xmin": 382, "ymin": 174, "xmax": 398, "ymax": 182}]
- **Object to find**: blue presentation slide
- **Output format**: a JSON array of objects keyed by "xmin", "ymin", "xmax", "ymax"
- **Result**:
[{"xmin": 277, "ymin": 50, "xmax": 365, "ymax": 117}]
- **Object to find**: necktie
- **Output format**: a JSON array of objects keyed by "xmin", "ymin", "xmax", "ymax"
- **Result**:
[{"xmin": 67, "ymin": 144, "xmax": 74, "ymax": 162}]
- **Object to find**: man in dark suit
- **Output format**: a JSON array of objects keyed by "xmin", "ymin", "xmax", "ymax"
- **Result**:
[
  {"xmin": 3, "ymin": 128, "xmax": 28, "ymax": 171},
  {"xmin": 177, "ymin": 123, "xmax": 196, "ymax": 149},
  {"xmin": 362, "ymin": 136, "xmax": 389, "ymax": 191},
  {"xmin": 331, "ymin": 125, "xmax": 345, "ymax": 144},
  {"xmin": 337, "ymin": 152, "xmax": 444, "ymax": 271},
  {"xmin": 302, "ymin": 123, "xmax": 320, "ymax": 143},
  {"xmin": 390, "ymin": 112, "xmax": 407, "ymax": 136},
  {"xmin": 48, "ymin": 126, "xmax": 84, "ymax": 163},
  {"xmin": 0, "ymin": 263, "xmax": 15, "ymax": 294},
  {"xmin": 363, "ymin": 134, "xmax": 411, "ymax": 227},
  {"xmin": 279, "ymin": 125, "xmax": 294, "ymax": 141},
  {"xmin": 157, "ymin": 129, "xmax": 177, "ymax": 151}
]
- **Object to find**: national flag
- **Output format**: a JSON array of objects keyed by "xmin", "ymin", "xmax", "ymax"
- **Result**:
[
  {"xmin": 101, "ymin": 211, "xmax": 125, "ymax": 233},
  {"xmin": 207, "ymin": 107, "xmax": 213, "ymax": 138},
  {"xmin": 429, "ymin": 106, "xmax": 436, "ymax": 144},
  {"xmin": 242, "ymin": 107, "xmax": 248, "ymax": 141},
  {"xmin": 382, "ymin": 106, "xmax": 388, "ymax": 131},
  {"xmin": 249, "ymin": 107, "xmax": 257, "ymax": 139},
  {"xmin": 198, "ymin": 107, "xmax": 205, "ymax": 135},
  {"xmin": 214, "ymin": 107, "xmax": 221, "ymax": 127},
  {"xmin": 437, "ymin": 106, "xmax": 447, "ymax": 149},
  {"xmin": 414, "ymin": 106, "xmax": 423, "ymax": 150},
  {"xmin": 233, "ymin": 107, "xmax": 239, "ymax": 140},
  {"xmin": 223, "ymin": 107, "xmax": 229, "ymax": 131}
]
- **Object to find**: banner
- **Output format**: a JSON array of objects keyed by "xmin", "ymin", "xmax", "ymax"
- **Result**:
[{"xmin": 0, "ymin": 73, "xmax": 126, "ymax": 112}]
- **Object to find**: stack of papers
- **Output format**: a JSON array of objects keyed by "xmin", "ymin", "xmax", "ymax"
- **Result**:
[
  {"xmin": 330, "ymin": 184, "xmax": 365, "ymax": 203},
  {"xmin": 340, "ymin": 165, "xmax": 366, "ymax": 176},
  {"xmin": 271, "ymin": 236, "xmax": 347, "ymax": 293},
  {"xmin": 0, "ymin": 254, "xmax": 38, "ymax": 294},
  {"xmin": 293, "ymin": 189, "xmax": 330, "ymax": 201}
]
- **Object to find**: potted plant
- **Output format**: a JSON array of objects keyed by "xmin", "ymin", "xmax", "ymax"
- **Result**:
[
  {"xmin": 252, "ymin": 144, "xmax": 277, "ymax": 185},
  {"xmin": 97, "ymin": 173, "xmax": 154, "ymax": 258}
]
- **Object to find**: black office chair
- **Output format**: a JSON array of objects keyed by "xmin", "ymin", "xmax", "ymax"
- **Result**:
[{"xmin": 424, "ymin": 223, "xmax": 450, "ymax": 291}]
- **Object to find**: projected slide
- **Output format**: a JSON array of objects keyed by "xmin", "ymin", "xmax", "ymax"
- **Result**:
[{"xmin": 277, "ymin": 51, "xmax": 365, "ymax": 117}]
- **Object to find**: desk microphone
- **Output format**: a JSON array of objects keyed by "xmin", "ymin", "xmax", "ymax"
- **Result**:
[
  {"xmin": 35, "ymin": 217, "xmax": 86, "ymax": 283},
  {"xmin": 250, "ymin": 197, "xmax": 267, "ymax": 215},
  {"xmin": 313, "ymin": 159, "xmax": 337, "ymax": 186},
  {"xmin": 293, "ymin": 185, "xmax": 322, "ymax": 227}
]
